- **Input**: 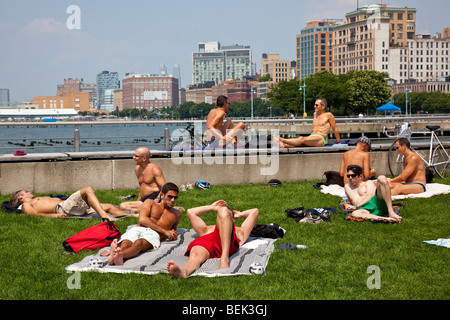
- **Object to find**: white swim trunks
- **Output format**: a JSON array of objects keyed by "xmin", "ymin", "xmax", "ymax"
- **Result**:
[{"xmin": 118, "ymin": 226, "xmax": 161, "ymax": 250}]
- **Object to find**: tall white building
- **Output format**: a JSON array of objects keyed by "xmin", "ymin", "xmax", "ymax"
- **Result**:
[
  {"xmin": 389, "ymin": 33, "xmax": 450, "ymax": 84},
  {"xmin": 192, "ymin": 41, "xmax": 252, "ymax": 86}
]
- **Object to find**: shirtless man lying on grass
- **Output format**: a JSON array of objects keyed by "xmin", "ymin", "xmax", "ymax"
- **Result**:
[{"xmin": 9, "ymin": 186, "xmax": 136, "ymax": 221}]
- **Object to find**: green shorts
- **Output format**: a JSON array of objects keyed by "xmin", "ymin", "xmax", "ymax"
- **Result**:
[
  {"xmin": 309, "ymin": 134, "xmax": 326, "ymax": 147},
  {"xmin": 359, "ymin": 193, "xmax": 388, "ymax": 216}
]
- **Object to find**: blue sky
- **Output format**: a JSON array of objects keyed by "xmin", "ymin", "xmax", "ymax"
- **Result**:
[{"xmin": 1, "ymin": 0, "xmax": 449, "ymax": 102}]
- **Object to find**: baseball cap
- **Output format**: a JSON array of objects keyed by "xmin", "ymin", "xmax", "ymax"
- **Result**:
[{"xmin": 357, "ymin": 136, "xmax": 371, "ymax": 150}]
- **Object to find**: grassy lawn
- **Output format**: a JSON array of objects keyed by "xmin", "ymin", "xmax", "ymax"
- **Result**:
[{"xmin": 0, "ymin": 178, "xmax": 449, "ymax": 301}]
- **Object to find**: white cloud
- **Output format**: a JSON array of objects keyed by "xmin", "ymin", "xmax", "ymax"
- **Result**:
[{"xmin": 22, "ymin": 18, "xmax": 69, "ymax": 34}]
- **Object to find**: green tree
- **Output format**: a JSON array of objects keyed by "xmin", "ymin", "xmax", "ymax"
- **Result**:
[
  {"xmin": 264, "ymin": 79, "xmax": 302, "ymax": 115},
  {"xmin": 343, "ymin": 70, "xmax": 391, "ymax": 115},
  {"xmin": 259, "ymin": 74, "xmax": 272, "ymax": 82},
  {"xmin": 302, "ymin": 71, "xmax": 346, "ymax": 115}
]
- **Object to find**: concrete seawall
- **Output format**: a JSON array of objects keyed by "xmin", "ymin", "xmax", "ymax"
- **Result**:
[{"xmin": 0, "ymin": 146, "xmax": 398, "ymax": 195}]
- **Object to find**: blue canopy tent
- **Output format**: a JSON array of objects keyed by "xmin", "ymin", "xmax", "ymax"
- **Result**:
[{"xmin": 376, "ymin": 103, "xmax": 401, "ymax": 112}]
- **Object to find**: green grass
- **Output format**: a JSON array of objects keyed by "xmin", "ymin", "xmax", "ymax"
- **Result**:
[{"xmin": 0, "ymin": 178, "xmax": 449, "ymax": 300}]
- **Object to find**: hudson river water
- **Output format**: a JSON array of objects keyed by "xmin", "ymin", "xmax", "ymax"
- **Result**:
[{"xmin": 0, "ymin": 122, "xmax": 201, "ymax": 154}]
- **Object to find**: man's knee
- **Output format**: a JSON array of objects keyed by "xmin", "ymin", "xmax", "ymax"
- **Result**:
[
  {"xmin": 102, "ymin": 203, "xmax": 114, "ymax": 211},
  {"xmin": 80, "ymin": 186, "xmax": 95, "ymax": 196},
  {"xmin": 377, "ymin": 175, "xmax": 388, "ymax": 185},
  {"xmin": 217, "ymin": 207, "xmax": 232, "ymax": 220},
  {"xmin": 189, "ymin": 245, "xmax": 210, "ymax": 262}
]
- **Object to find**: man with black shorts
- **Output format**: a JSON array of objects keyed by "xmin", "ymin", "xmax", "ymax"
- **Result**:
[{"xmin": 119, "ymin": 147, "xmax": 166, "ymax": 212}]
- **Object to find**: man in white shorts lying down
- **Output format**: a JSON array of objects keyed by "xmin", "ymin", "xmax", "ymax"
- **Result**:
[{"xmin": 108, "ymin": 182, "xmax": 182, "ymax": 266}]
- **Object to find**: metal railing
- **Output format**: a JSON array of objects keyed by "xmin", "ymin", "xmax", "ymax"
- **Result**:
[{"xmin": 1, "ymin": 116, "xmax": 449, "ymax": 154}]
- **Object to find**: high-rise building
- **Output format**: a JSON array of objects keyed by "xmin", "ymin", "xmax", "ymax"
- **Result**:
[
  {"xmin": 0, "ymin": 88, "xmax": 10, "ymax": 106},
  {"xmin": 122, "ymin": 73, "xmax": 179, "ymax": 110},
  {"xmin": 173, "ymin": 63, "xmax": 181, "ymax": 87},
  {"xmin": 192, "ymin": 41, "xmax": 252, "ymax": 86},
  {"xmin": 80, "ymin": 82, "xmax": 97, "ymax": 109},
  {"xmin": 332, "ymin": 4, "xmax": 416, "ymax": 75},
  {"xmin": 389, "ymin": 31, "xmax": 450, "ymax": 84},
  {"xmin": 261, "ymin": 53, "xmax": 291, "ymax": 83},
  {"xmin": 296, "ymin": 20, "xmax": 337, "ymax": 79},
  {"xmin": 96, "ymin": 71, "xmax": 120, "ymax": 109}
]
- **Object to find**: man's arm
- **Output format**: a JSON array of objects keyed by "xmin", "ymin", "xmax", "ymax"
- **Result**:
[
  {"xmin": 362, "ymin": 153, "xmax": 372, "ymax": 179},
  {"xmin": 22, "ymin": 202, "xmax": 66, "ymax": 218},
  {"xmin": 152, "ymin": 166, "xmax": 166, "ymax": 191},
  {"xmin": 390, "ymin": 155, "xmax": 420, "ymax": 183},
  {"xmin": 138, "ymin": 200, "xmax": 177, "ymax": 240},
  {"xmin": 328, "ymin": 113, "xmax": 341, "ymax": 143},
  {"xmin": 339, "ymin": 155, "xmax": 346, "ymax": 178}
]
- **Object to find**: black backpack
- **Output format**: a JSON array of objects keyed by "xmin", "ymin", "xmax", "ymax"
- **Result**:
[
  {"xmin": 284, "ymin": 207, "xmax": 306, "ymax": 222},
  {"xmin": 1, "ymin": 201, "xmax": 22, "ymax": 214},
  {"xmin": 250, "ymin": 223, "xmax": 285, "ymax": 239}
]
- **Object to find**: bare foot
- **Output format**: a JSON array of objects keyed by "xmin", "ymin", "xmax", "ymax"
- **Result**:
[
  {"xmin": 219, "ymin": 257, "xmax": 230, "ymax": 270},
  {"xmin": 113, "ymin": 247, "xmax": 124, "ymax": 265},
  {"xmin": 388, "ymin": 211, "xmax": 402, "ymax": 223},
  {"xmin": 272, "ymin": 132, "xmax": 284, "ymax": 148},
  {"xmin": 167, "ymin": 260, "xmax": 186, "ymax": 278},
  {"xmin": 107, "ymin": 239, "xmax": 118, "ymax": 265}
]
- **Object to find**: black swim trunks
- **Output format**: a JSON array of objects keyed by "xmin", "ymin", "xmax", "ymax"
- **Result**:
[{"xmin": 140, "ymin": 191, "xmax": 159, "ymax": 202}]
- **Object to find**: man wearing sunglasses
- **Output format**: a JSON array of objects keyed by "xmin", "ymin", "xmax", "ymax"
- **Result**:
[
  {"xmin": 389, "ymin": 138, "xmax": 426, "ymax": 195},
  {"xmin": 167, "ymin": 200, "xmax": 259, "ymax": 278},
  {"xmin": 343, "ymin": 165, "xmax": 402, "ymax": 223},
  {"xmin": 108, "ymin": 182, "xmax": 181, "ymax": 265},
  {"xmin": 119, "ymin": 147, "xmax": 166, "ymax": 212},
  {"xmin": 272, "ymin": 98, "xmax": 341, "ymax": 148}
]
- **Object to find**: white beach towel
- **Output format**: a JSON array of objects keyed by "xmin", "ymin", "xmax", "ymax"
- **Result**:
[
  {"xmin": 66, "ymin": 227, "xmax": 276, "ymax": 277},
  {"xmin": 319, "ymin": 183, "xmax": 450, "ymax": 200}
]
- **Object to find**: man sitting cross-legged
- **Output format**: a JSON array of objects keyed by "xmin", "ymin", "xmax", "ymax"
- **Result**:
[
  {"xmin": 167, "ymin": 200, "xmax": 259, "ymax": 278},
  {"xmin": 343, "ymin": 164, "xmax": 402, "ymax": 223}
]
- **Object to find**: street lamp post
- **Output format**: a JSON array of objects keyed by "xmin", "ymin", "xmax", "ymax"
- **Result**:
[
  {"xmin": 299, "ymin": 80, "xmax": 306, "ymax": 118},
  {"xmin": 250, "ymin": 84, "xmax": 255, "ymax": 119}
]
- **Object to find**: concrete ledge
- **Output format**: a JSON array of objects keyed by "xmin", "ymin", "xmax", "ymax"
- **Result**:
[
  {"xmin": 1, "ymin": 142, "xmax": 443, "ymax": 195},
  {"xmin": 0, "ymin": 153, "xmax": 69, "ymax": 162},
  {"xmin": 0, "ymin": 147, "xmax": 395, "ymax": 195}
]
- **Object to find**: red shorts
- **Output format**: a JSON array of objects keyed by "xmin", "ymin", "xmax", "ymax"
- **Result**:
[{"xmin": 185, "ymin": 225, "xmax": 241, "ymax": 259}]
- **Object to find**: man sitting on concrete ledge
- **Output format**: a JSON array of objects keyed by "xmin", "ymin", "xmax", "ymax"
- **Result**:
[
  {"xmin": 272, "ymin": 98, "xmax": 341, "ymax": 148},
  {"xmin": 9, "ymin": 186, "xmax": 137, "ymax": 220}
]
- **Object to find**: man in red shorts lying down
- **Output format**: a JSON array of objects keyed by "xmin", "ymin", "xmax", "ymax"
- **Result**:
[{"xmin": 167, "ymin": 200, "xmax": 259, "ymax": 278}]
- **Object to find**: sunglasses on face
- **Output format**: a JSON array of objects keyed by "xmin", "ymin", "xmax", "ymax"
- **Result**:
[
  {"xmin": 347, "ymin": 174, "xmax": 358, "ymax": 178},
  {"xmin": 166, "ymin": 195, "xmax": 178, "ymax": 200}
]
